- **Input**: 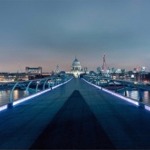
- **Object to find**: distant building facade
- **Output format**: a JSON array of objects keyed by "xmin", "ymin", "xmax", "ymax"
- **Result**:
[
  {"xmin": 25, "ymin": 67, "xmax": 42, "ymax": 75},
  {"xmin": 0, "ymin": 73, "xmax": 28, "ymax": 82},
  {"xmin": 71, "ymin": 58, "xmax": 84, "ymax": 78}
]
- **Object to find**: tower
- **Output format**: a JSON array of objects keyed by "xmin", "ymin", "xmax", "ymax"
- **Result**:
[
  {"xmin": 55, "ymin": 65, "xmax": 59, "ymax": 74},
  {"xmin": 102, "ymin": 54, "xmax": 107, "ymax": 73}
]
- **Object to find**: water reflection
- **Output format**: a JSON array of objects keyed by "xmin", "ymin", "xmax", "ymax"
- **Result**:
[
  {"xmin": 143, "ymin": 91, "xmax": 150, "ymax": 105},
  {"xmin": 127, "ymin": 90, "xmax": 139, "ymax": 101},
  {"xmin": 118, "ymin": 90, "xmax": 150, "ymax": 104},
  {"xmin": 13, "ymin": 90, "xmax": 28, "ymax": 101},
  {"xmin": 0, "ymin": 89, "xmax": 29, "ymax": 106},
  {"xmin": 13, "ymin": 90, "xmax": 19, "ymax": 100},
  {"xmin": 0, "ymin": 90, "xmax": 10, "ymax": 106}
]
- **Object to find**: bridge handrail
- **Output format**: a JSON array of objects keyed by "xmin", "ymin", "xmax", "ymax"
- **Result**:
[
  {"xmin": 7, "ymin": 75, "xmax": 72, "ymax": 108},
  {"xmin": 82, "ymin": 75, "xmax": 150, "ymax": 110}
]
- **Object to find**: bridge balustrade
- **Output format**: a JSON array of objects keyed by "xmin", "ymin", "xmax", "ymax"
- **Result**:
[
  {"xmin": 4, "ymin": 75, "xmax": 72, "ymax": 108},
  {"xmin": 82, "ymin": 74, "xmax": 150, "ymax": 109}
]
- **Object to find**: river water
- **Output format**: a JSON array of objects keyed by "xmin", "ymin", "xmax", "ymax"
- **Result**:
[
  {"xmin": 0, "ymin": 89, "xmax": 30, "ymax": 106},
  {"xmin": 118, "ymin": 90, "xmax": 150, "ymax": 105}
]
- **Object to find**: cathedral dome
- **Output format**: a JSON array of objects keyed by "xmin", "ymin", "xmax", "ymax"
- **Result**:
[
  {"xmin": 72, "ymin": 58, "xmax": 82, "ymax": 72},
  {"xmin": 71, "ymin": 57, "xmax": 83, "ymax": 78},
  {"xmin": 72, "ymin": 58, "xmax": 81, "ymax": 67}
]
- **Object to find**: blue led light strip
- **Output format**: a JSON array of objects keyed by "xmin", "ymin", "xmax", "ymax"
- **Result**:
[
  {"xmin": 0, "ymin": 77, "xmax": 73, "ymax": 111},
  {"xmin": 82, "ymin": 78, "xmax": 139, "ymax": 106},
  {"xmin": 13, "ymin": 77, "xmax": 73, "ymax": 106}
]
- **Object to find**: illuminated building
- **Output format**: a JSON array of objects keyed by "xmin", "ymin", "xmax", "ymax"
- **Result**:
[
  {"xmin": 71, "ymin": 58, "xmax": 84, "ymax": 78},
  {"xmin": 25, "ymin": 67, "xmax": 42, "ymax": 75}
]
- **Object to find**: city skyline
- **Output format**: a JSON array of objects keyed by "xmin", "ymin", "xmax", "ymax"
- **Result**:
[{"xmin": 0, "ymin": 0, "xmax": 150, "ymax": 72}]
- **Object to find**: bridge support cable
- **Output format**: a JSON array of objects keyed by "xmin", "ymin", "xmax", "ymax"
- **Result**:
[
  {"xmin": 43, "ymin": 78, "xmax": 50, "ymax": 90},
  {"xmin": 26, "ymin": 81, "xmax": 33, "ymax": 92},
  {"xmin": 8, "ymin": 82, "xmax": 19, "ymax": 108},
  {"xmin": 36, "ymin": 80, "xmax": 41, "ymax": 92}
]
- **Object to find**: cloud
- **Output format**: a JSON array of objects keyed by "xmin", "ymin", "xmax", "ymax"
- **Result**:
[{"xmin": 0, "ymin": 0, "xmax": 150, "ymax": 71}]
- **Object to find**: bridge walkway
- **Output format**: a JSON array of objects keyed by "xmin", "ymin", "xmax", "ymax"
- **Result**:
[{"xmin": 0, "ymin": 78, "xmax": 150, "ymax": 149}]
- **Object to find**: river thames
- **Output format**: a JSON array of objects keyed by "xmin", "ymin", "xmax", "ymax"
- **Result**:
[
  {"xmin": 0, "ymin": 90, "xmax": 29, "ymax": 106},
  {"xmin": 118, "ymin": 90, "xmax": 150, "ymax": 105}
]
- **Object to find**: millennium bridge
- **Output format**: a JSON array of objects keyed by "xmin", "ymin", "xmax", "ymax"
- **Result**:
[{"xmin": 1, "ymin": 76, "xmax": 150, "ymax": 149}]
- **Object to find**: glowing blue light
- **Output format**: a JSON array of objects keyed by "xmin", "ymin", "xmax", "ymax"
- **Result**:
[
  {"xmin": 13, "ymin": 88, "xmax": 52, "ymax": 106},
  {"xmin": 0, "ymin": 105, "xmax": 7, "ymax": 111},
  {"xmin": 102, "ymin": 88, "xmax": 139, "ymax": 106},
  {"xmin": 145, "ymin": 105, "xmax": 150, "ymax": 111},
  {"xmin": 82, "ymin": 78, "xmax": 139, "ymax": 106},
  {"xmin": 13, "ymin": 77, "xmax": 73, "ymax": 106}
]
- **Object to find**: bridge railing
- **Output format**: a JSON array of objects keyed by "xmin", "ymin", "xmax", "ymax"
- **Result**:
[
  {"xmin": 82, "ymin": 75, "xmax": 150, "ymax": 110},
  {"xmin": 0, "ymin": 74, "xmax": 72, "ymax": 109}
]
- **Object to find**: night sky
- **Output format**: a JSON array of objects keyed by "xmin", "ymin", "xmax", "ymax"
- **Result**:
[{"xmin": 0, "ymin": 0, "xmax": 150, "ymax": 72}]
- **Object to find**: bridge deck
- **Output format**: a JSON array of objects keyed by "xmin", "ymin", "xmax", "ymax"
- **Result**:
[{"xmin": 0, "ymin": 78, "xmax": 150, "ymax": 149}]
